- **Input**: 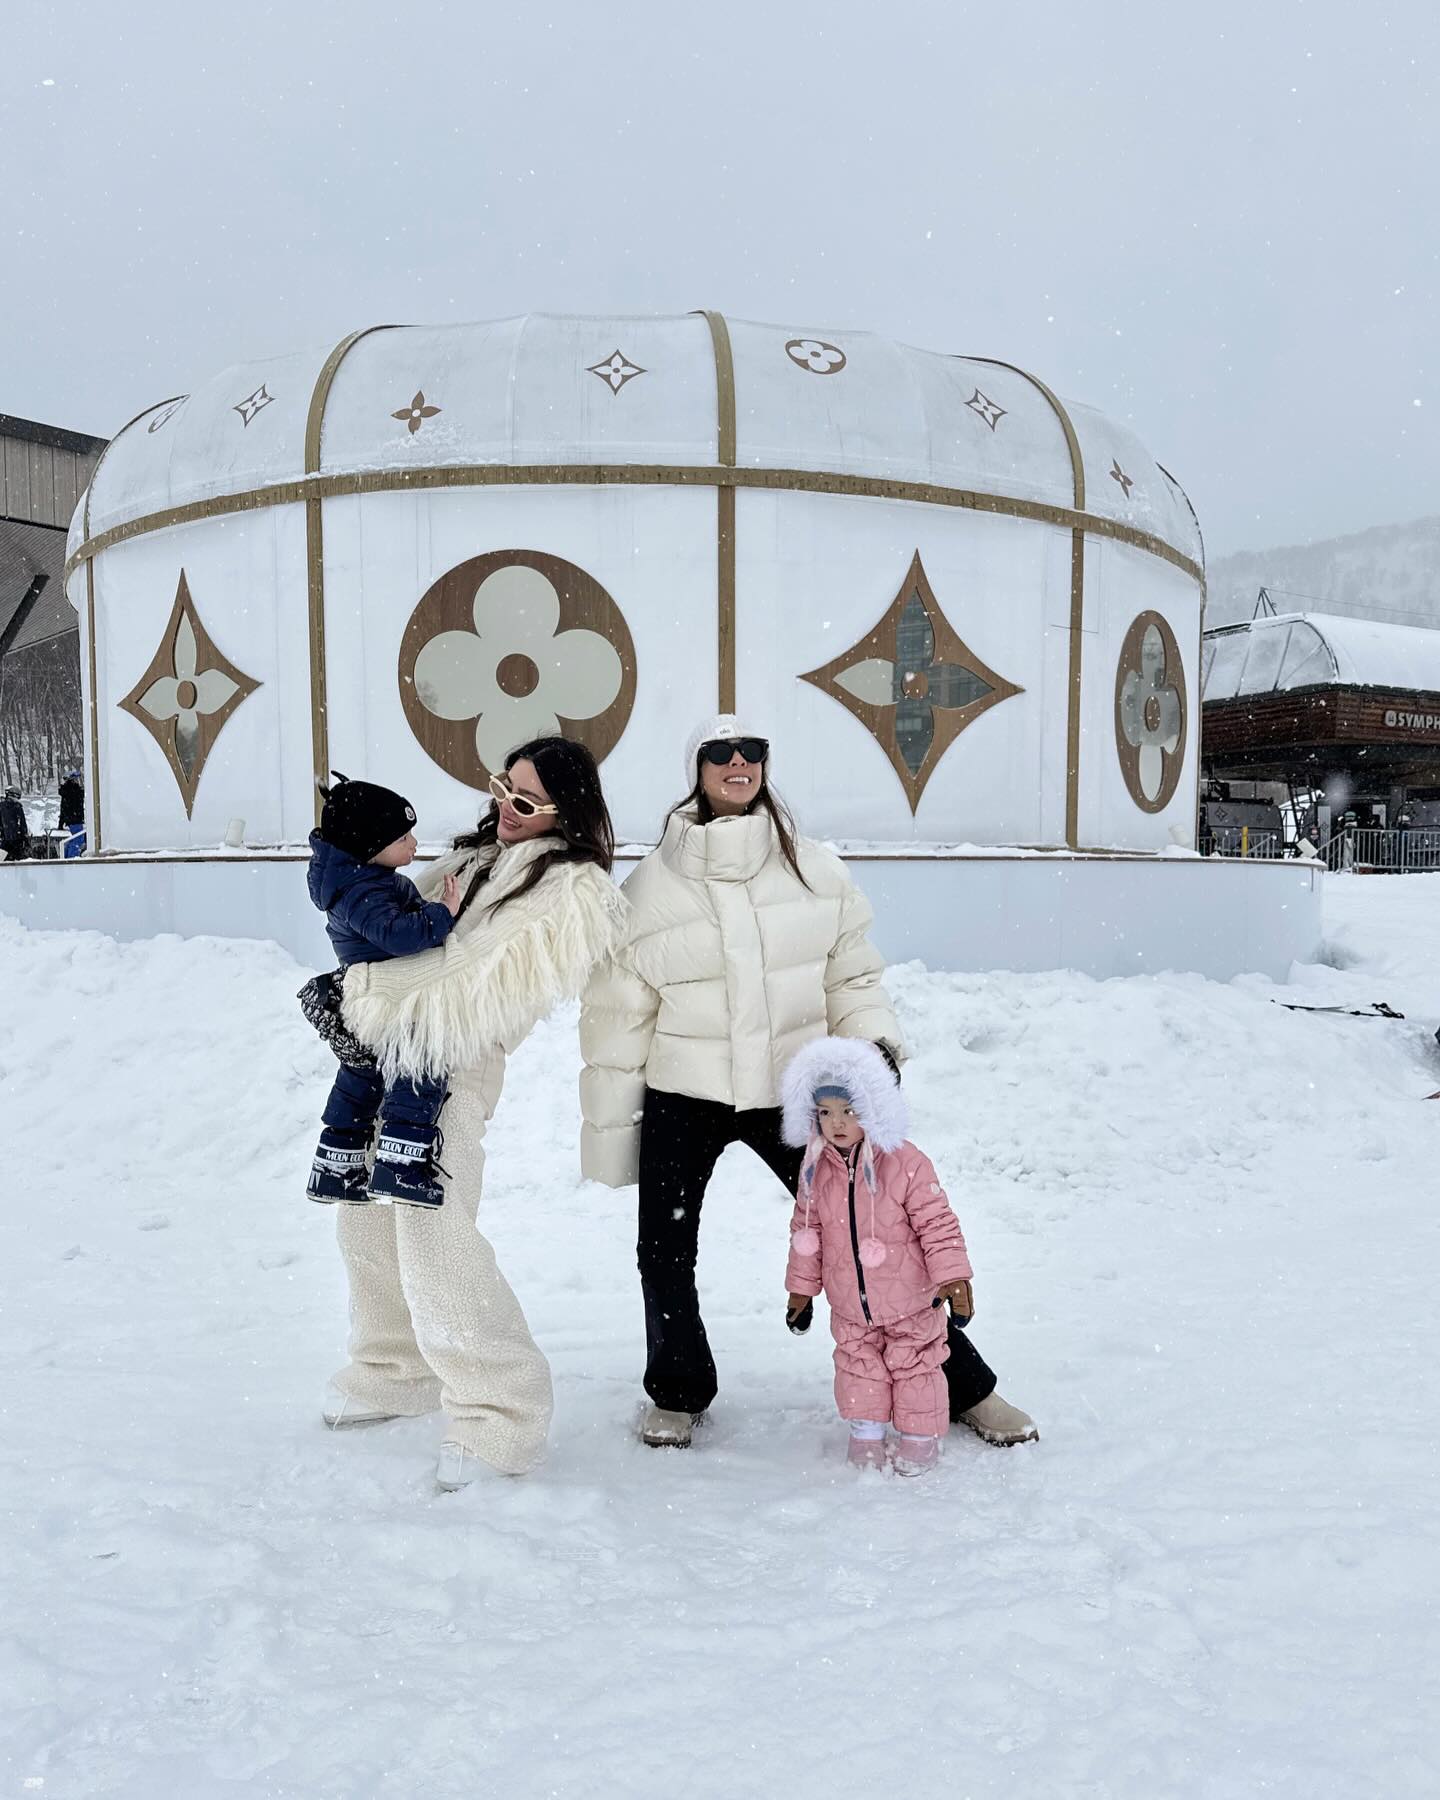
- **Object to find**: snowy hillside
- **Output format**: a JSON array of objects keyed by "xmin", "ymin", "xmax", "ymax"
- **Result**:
[
  {"xmin": 2, "ymin": 880, "xmax": 1438, "ymax": 1798},
  {"xmin": 1205, "ymin": 515, "xmax": 1440, "ymax": 630}
]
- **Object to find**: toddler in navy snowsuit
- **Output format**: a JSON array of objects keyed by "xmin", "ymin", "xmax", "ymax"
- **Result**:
[{"xmin": 305, "ymin": 773, "xmax": 461, "ymax": 1209}]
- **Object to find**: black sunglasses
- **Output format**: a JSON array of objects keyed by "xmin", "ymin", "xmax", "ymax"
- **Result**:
[{"xmin": 700, "ymin": 737, "xmax": 769, "ymax": 767}]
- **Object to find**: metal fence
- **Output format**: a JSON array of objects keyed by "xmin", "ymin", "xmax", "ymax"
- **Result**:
[
  {"xmin": 1198, "ymin": 828, "xmax": 1285, "ymax": 859},
  {"xmin": 1319, "ymin": 828, "xmax": 1440, "ymax": 872},
  {"xmin": 1198, "ymin": 827, "xmax": 1440, "ymax": 870}
]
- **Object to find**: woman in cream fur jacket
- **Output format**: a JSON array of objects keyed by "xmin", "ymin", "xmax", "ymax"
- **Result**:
[
  {"xmin": 328, "ymin": 737, "xmax": 626, "ymax": 1489},
  {"xmin": 580, "ymin": 716, "xmax": 1036, "ymax": 1452}
]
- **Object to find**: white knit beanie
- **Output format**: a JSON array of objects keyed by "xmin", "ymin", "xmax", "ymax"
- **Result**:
[{"xmin": 682, "ymin": 714, "xmax": 770, "ymax": 787}]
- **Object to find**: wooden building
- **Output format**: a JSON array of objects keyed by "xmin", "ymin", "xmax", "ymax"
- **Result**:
[{"xmin": 0, "ymin": 415, "xmax": 107, "ymax": 789}]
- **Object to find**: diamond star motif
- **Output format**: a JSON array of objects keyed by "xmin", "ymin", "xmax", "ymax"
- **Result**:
[
  {"xmin": 587, "ymin": 350, "xmax": 646, "ymax": 394},
  {"xmin": 800, "ymin": 551, "xmax": 1023, "ymax": 812},
  {"xmin": 233, "ymin": 385, "xmax": 274, "ymax": 428},
  {"xmin": 392, "ymin": 390, "xmax": 442, "ymax": 435},
  {"xmin": 965, "ymin": 388, "xmax": 1006, "ymax": 431},
  {"xmin": 117, "ymin": 570, "xmax": 261, "ymax": 817},
  {"xmin": 1109, "ymin": 459, "xmax": 1135, "ymax": 499}
]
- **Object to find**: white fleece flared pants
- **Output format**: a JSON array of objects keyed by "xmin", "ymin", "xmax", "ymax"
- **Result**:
[{"xmin": 330, "ymin": 1048, "xmax": 553, "ymax": 1473}]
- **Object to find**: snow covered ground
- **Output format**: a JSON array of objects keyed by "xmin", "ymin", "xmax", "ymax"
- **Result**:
[{"xmin": 2, "ymin": 875, "xmax": 1437, "ymax": 1798}]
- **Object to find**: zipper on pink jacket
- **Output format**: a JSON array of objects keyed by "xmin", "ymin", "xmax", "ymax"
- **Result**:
[{"xmin": 844, "ymin": 1150, "xmax": 873, "ymax": 1324}]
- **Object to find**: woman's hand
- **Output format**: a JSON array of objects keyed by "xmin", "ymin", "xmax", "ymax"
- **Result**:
[
  {"xmin": 441, "ymin": 874, "xmax": 462, "ymax": 917},
  {"xmin": 937, "ymin": 1279, "xmax": 974, "ymax": 1321}
]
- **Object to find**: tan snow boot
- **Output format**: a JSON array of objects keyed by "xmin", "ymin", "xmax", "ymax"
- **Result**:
[
  {"xmin": 640, "ymin": 1403, "xmax": 702, "ymax": 1448},
  {"xmin": 959, "ymin": 1392, "xmax": 1039, "ymax": 1446}
]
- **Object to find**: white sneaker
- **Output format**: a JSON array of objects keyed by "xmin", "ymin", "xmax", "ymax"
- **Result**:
[
  {"xmin": 639, "ymin": 1403, "xmax": 702, "ymax": 1448},
  {"xmin": 322, "ymin": 1385, "xmax": 401, "ymax": 1430},
  {"xmin": 958, "ymin": 1392, "xmax": 1039, "ymax": 1447}
]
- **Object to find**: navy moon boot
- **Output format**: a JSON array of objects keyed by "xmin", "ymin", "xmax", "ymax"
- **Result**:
[
  {"xmin": 307, "ymin": 1126, "xmax": 373, "ymax": 1203},
  {"xmin": 367, "ymin": 1121, "xmax": 447, "ymax": 1209}
]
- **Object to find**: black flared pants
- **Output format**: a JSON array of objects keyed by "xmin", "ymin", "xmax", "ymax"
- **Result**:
[{"xmin": 636, "ymin": 1087, "xmax": 998, "ymax": 1420}]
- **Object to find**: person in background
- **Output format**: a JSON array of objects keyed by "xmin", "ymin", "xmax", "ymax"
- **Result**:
[
  {"xmin": 58, "ymin": 770, "xmax": 85, "ymax": 856},
  {"xmin": 0, "ymin": 786, "xmax": 29, "ymax": 861}
]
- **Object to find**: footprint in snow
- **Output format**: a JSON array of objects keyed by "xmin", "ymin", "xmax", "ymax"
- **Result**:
[{"xmin": 138, "ymin": 1214, "xmax": 171, "ymax": 1231}]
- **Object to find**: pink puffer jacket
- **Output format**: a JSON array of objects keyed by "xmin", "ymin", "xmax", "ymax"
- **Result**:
[
  {"xmin": 780, "ymin": 1036, "xmax": 972, "ymax": 1328},
  {"xmin": 784, "ymin": 1138, "xmax": 972, "ymax": 1327}
]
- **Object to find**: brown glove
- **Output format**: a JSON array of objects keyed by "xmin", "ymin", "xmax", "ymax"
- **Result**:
[{"xmin": 937, "ymin": 1279, "xmax": 974, "ymax": 1321}]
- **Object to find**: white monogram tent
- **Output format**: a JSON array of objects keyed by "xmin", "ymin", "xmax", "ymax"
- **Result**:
[{"xmin": 46, "ymin": 312, "xmax": 1320, "ymax": 976}]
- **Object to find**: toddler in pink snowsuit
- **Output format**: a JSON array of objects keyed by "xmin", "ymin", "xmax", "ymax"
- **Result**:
[{"xmin": 781, "ymin": 1037, "xmax": 974, "ymax": 1475}]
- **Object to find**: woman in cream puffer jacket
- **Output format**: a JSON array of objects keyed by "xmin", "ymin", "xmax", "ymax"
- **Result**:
[
  {"xmin": 580, "ymin": 716, "xmax": 1035, "ymax": 1451},
  {"xmin": 578, "ymin": 791, "xmax": 897, "ymax": 1187}
]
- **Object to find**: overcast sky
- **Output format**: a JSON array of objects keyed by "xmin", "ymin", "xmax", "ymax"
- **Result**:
[{"xmin": 4, "ymin": 1, "xmax": 1435, "ymax": 558}]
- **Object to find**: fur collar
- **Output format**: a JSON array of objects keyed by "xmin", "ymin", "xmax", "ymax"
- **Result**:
[{"xmin": 342, "ymin": 844, "xmax": 627, "ymax": 1082}]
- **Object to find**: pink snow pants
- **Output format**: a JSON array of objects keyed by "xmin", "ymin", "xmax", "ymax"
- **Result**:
[{"xmin": 830, "ymin": 1304, "xmax": 950, "ymax": 1437}]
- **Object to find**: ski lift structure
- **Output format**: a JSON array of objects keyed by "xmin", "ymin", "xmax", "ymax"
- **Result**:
[{"xmin": 1202, "ymin": 598, "xmax": 1440, "ymax": 865}]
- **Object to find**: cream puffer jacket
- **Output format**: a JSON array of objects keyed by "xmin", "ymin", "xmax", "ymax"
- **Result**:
[{"xmin": 579, "ymin": 808, "xmax": 901, "ymax": 1186}]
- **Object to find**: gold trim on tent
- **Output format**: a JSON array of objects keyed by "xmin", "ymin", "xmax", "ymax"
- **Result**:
[
  {"xmin": 968, "ymin": 357, "xmax": 1087, "ymax": 847},
  {"xmin": 46, "ymin": 848, "xmax": 1316, "ymax": 874},
  {"xmin": 64, "ymin": 464, "xmax": 1203, "ymax": 587},
  {"xmin": 302, "ymin": 326, "xmax": 397, "ymax": 820},
  {"xmin": 698, "ymin": 311, "xmax": 738, "ymax": 711},
  {"xmin": 85, "ymin": 559, "xmax": 101, "ymax": 853},
  {"xmin": 1158, "ymin": 460, "xmax": 1209, "ymax": 840}
]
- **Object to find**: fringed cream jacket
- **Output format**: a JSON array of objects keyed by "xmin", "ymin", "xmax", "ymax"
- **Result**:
[{"xmin": 342, "ymin": 835, "xmax": 628, "ymax": 1084}]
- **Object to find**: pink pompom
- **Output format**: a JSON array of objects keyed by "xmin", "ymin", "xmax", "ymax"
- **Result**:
[
  {"xmin": 791, "ymin": 1227, "xmax": 821, "ymax": 1256},
  {"xmin": 858, "ymin": 1237, "xmax": 887, "ymax": 1268}
]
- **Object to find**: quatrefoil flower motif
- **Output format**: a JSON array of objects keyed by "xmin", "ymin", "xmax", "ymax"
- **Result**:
[
  {"xmin": 785, "ymin": 337, "xmax": 847, "ymax": 375},
  {"xmin": 1115, "ymin": 612, "xmax": 1187, "ymax": 812},
  {"xmin": 412, "ymin": 564, "xmax": 625, "ymax": 776}
]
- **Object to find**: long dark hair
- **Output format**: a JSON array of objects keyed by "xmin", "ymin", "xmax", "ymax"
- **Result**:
[
  {"xmin": 454, "ymin": 736, "xmax": 615, "ymax": 915},
  {"xmin": 669, "ymin": 749, "xmax": 810, "ymax": 891}
]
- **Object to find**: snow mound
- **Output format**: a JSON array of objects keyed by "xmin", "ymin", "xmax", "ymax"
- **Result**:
[{"xmin": 1, "ymin": 879, "xmax": 1436, "ymax": 1797}]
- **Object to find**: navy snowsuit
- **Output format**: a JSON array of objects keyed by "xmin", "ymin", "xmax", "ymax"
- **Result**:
[{"xmin": 307, "ymin": 831, "xmax": 455, "ymax": 1136}]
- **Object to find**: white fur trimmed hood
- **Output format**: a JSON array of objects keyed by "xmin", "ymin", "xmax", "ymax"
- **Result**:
[
  {"xmin": 780, "ymin": 1036, "xmax": 909, "ymax": 1152},
  {"xmin": 342, "ymin": 837, "xmax": 628, "ymax": 1083}
]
